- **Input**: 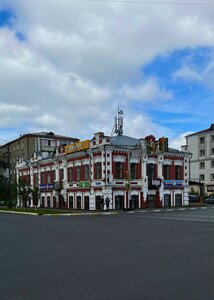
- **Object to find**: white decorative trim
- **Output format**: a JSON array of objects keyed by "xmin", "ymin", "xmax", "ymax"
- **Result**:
[
  {"xmin": 174, "ymin": 160, "xmax": 183, "ymax": 166},
  {"xmin": 67, "ymin": 162, "xmax": 73, "ymax": 168},
  {"xmin": 148, "ymin": 158, "xmax": 157, "ymax": 164},
  {"xmin": 131, "ymin": 190, "xmax": 139, "ymax": 196},
  {"xmin": 82, "ymin": 159, "xmax": 89, "ymax": 165},
  {"xmin": 114, "ymin": 190, "xmax": 125, "ymax": 196},
  {"xmin": 94, "ymin": 156, "xmax": 102, "ymax": 163},
  {"xmin": 74, "ymin": 161, "xmax": 81, "ymax": 166},
  {"xmin": 148, "ymin": 190, "xmax": 156, "ymax": 195},
  {"xmin": 130, "ymin": 158, "xmax": 139, "ymax": 164},
  {"xmin": 113, "ymin": 156, "xmax": 126, "ymax": 163},
  {"xmin": 164, "ymin": 159, "xmax": 172, "ymax": 165},
  {"xmin": 174, "ymin": 190, "xmax": 182, "ymax": 195},
  {"xmin": 164, "ymin": 190, "xmax": 171, "ymax": 195},
  {"xmin": 95, "ymin": 191, "xmax": 103, "ymax": 196}
]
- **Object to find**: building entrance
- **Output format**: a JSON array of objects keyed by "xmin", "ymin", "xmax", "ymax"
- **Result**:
[{"xmin": 115, "ymin": 195, "xmax": 124, "ymax": 210}]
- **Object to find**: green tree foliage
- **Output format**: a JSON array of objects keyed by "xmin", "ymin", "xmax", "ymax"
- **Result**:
[
  {"xmin": 17, "ymin": 178, "xmax": 32, "ymax": 209},
  {"xmin": 31, "ymin": 186, "xmax": 40, "ymax": 210},
  {"xmin": 0, "ymin": 175, "xmax": 17, "ymax": 208}
]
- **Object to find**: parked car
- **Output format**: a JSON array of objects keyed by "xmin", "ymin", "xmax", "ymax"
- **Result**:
[
  {"xmin": 204, "ymin": 195, "xmax": 214, "ymax": 204},
  {"xmin": 189, "ymin": 195, "xmax": 200, "ymax": 202}
]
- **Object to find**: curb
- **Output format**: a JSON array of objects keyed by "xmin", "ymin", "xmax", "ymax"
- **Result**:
[
  {"xmin": 0, "ymin": 210, "xmax": 38, "ymax": 216},
  {"xmin": 0, "ymin": 210, "xmax": 119, "ymax": 217}
]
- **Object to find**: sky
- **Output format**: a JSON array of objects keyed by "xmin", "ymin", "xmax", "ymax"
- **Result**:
[{"xmin": 0, "ymin": 0, "xmax": 214, "ymax": 149}]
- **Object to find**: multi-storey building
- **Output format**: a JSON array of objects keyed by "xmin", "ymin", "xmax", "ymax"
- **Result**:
[
  {"xmin": 186, "ymin": 124, "xmax": 214, "ymax": 195},
  {"xmin": 16, "ymin": 131, "xmax": 191, "ymax": 210},
  {"xmin": 0, "ymin": 132, "xmax": 79, "ymax": 183}
]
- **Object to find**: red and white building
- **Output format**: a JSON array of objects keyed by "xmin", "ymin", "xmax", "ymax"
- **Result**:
[{"xmin": 16, "ymin": 131, "xmax": 191, "ymax": 210}]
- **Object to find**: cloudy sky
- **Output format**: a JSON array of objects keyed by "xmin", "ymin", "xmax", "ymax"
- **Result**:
[{"xmin": 0, "ymin": 0, "xmax": 214, "ymax": 149}]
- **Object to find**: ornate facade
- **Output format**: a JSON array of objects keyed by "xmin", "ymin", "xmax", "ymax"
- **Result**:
[{"xmin": 16, "ymin": 132, "xmax": 191, "ymax": 210}]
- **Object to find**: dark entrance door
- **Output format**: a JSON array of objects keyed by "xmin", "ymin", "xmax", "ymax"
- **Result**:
[
  {"xmin": 85, "ymin": 196, "xmax": 89, "ymax": 210},
  {"xmin": 164, "ymin": 194, "xmax": 171, "ymax": 207},
  {"xmin": 77, "ymin": 196, "xmax": 81, "ymax": 209},
  {"xmin": 69, "ymin": 196, "xmax": 73, "ymax": 209},
  {"xmin": 96, "ymin": 196, "xmax": 102, "ymax": 210},
  {"xmin": 130, "ymin": 195, "xmax": 139, "ymax": 209},
  {"xmin": 175, "ymin": 194, "xmax": 182, "ymax": 206},
  {"xmin": 148, "ymin": 195, "xmax": 155, "ymax": 208},
  {"xmin": 115, "ymin": 195, "xmax": 124, "ymax": 210}
]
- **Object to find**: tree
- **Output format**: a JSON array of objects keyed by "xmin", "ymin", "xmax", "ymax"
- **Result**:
[
  {"xmin": 0, "ymin": 175, "xmax": 17, "ymax": 208},
  {"xmin": 31, "ymin": 186, "xmax": 40, "ymax": 210},
  {"xmin": 17, "ymin": 178, "xmax": 32, "ymax": 209}
]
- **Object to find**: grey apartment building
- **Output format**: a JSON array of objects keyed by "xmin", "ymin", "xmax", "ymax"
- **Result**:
[
  {"xmin": 186, "ymin": 124, "xmax": 214, "ymax": 194},
  {"xmin": 0, "ymin": 132, "xmax": 79, "ymax": 183}
]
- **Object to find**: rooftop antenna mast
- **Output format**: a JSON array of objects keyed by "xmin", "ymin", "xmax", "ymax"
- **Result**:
[{"xmin": 111, "ymin": 108, "xmax": 123, "ymax": 136}]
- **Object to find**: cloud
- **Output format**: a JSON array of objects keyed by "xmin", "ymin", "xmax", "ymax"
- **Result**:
[
  {"xmin": 172, "ymin": 66, "xmax": 203, "ymax": 82},
  {"xmin": 1, "ymin": 1, "xmax": 214, "ymax": 147},
  {"xmin": 170, "ymin": 131, "xmax": 193, "ymax": 150},
  {"xmin": 119, "ymin": 79, "xmax": 173, "ymax": 103}
]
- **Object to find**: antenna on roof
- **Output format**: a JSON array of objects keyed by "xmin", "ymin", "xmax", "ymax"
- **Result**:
[{"xmin": 111, "ymin": 108, "xmax": 123, "ymax": 136}]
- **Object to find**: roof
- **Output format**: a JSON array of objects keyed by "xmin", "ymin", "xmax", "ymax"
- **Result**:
[
  {"xmin": 110, "ymin": 134, "xmax": 139, "ymax": 147},
  {"xmin": 186, "ymin": 124, "xmax": 214, "ymax": 137}
]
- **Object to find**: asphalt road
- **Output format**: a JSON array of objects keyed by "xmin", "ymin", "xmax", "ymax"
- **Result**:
[{"xmin": 1, "ymin": 207, "xmax": 214, "ymax": 300}]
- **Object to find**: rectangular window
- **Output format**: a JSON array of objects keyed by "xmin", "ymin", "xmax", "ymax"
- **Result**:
[
  {"xmin": 200, "ymin": 162, "xmax": 205, "ymax": 169},
  {"xmin": 148, "ymin": 164, "xmax": 155, "ymax": 180},
  {"xmin": 68, "ymin": 167, "xmax": 73, "ymax": 182},
  {"xmin": 41, "ymin": 172, "xmax": 45, "ymax": 184},
  {"xmin": 34, "ymin": 173, "xmax": 38, "ymax": 186},
  {"xmin": 211, "ymin": 161, "xmax": 214, "ymax": 168},
  {"xmin": 77, "ymin": 166, "xmax": 81, "ymax": 181},
  {"xmin": 211, "ymin": 135, "xmax": 214, "ymax": 142},
  {"xmin": 200, "ymin": 137, "xmax": 205, "ymax": 144},
  {"xmin": 95, "ymin": 162, "xmax": 102, "ymax": 179},
  {"xmin": 200, "ymin": 149, "xmax": 205, "ymax": 156},
  {"xmin": 115, "ymin": 162, "xmax": 123, "ymax": 179},
  {"xmin": 47, "ymin": 172, "xmax": 51, "ymax": 184},
  {"xmin": 42, "ymin": 139, "xmax": 49, "ymax": 146},
  {"xmin": 211, "ymin": 148, "xmax": 214, "ymax": 155},
  {"xmin": 175, "ymin": 166, "xmax": 181, "ymax": 180},
  {"xmin": 59, "ymin": 169, "xmax": 64, "ymax": 181},
  {"xmin": 84, "ymin": 165, "xmax": 89, "ymax": 180},
  {"xmin": 200, "ymin": 174, "xmax": 204, "ymax": 181},
  {"xmin": 50, "ymin": 140, "xmax": 56, "ymax": 147},
  {"xmin": 131, "ymin": 163, "xmax": 137, "ymax": 180},
  {"xmin": 211, "ymin": 174, "xmax": 214, "ymax": 181},
  {"xmin": 164, "ymin": 165, "xmax": 170, "ymax": 180}
]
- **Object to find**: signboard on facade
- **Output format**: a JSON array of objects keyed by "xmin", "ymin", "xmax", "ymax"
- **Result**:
[
  {"xmin": 207, "ymin": 185, "xmax": 214, "ymax": 192},
  {"xmin": 78, "ymin": 181, "xmax": 90, "ymax": 188},
  {"xmin": 164, "ymin": 180, "xmax": 184, "ymax": 188},
  {"xmin": 148, "ymin": 178, "xmax": 161, "ymax": 189},
  {"xmin": 41, "ymin": 145, "xmax": 56, "ymax": 152},
  {"xmin": 39, "ymin": 184, "xmax": 54, "ymax": 190},
  {"xmin": 64, "ymin": 140, "xmax": 90, "ymax": 154}
]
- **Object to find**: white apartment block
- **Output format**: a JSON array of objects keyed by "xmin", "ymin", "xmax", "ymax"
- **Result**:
[{"xmin": 186, "ymin": 124, "xmax": 214, "ymax": 194}]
